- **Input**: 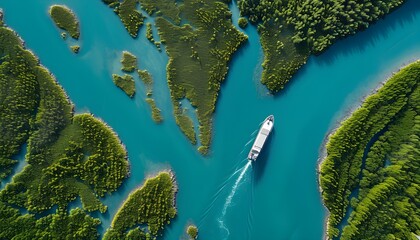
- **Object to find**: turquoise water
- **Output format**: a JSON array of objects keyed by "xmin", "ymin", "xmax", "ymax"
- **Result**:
[{"xmin": 1, "ymin": 0, "xmax": 420, "ymax": 239}]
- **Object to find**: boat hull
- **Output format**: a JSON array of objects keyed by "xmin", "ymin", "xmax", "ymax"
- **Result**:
[{"xmin": 248, "ymin": 115, "xmax": 274, "ymax": 161}]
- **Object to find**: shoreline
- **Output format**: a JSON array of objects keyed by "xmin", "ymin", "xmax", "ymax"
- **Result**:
[
  {"xmin": 48, "ymin": 4, "xmax": 80, "ymax": 40},
  {"xmin": 316, "ymin": 59, "xmax": 419, "ymax": 239},
  {"xmin": 110, "ymin": 169, "xmax": 178, "ymax": 228}
]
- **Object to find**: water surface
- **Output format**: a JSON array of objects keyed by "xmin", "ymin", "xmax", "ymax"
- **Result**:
[{"xmin": 1, "ymin": 0, "xmax": 420, "ymax": 239}]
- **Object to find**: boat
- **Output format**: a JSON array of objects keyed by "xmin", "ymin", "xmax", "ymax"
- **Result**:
[{"xmin": 248, "ymin": 115, "xmax": 274, "ymax": 161}]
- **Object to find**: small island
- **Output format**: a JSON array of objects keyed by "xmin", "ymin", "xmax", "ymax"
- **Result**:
[
  {"xmin": 103, "ymin": 0, "xmax": 247, "ymax": 154},
  {"xmin": 70, "ymin": 45, "xmax": 80, "ymax": 54},
  {"xmin": 49, "ymin": 5, "xmax": 80, "ymax": 40},
  {"xmin": 146, "ymin": 98, "xmax": 163, "ymax": 123},
  {"xmin": 319, "ymin": 61, "xmax": 420, "ymax": 239},
  {"xmin": 121, "ymin": 51, "xmax": 137, "ymax": 72},
  {"xmin": 146, "ymin": 23, "xmax": 161, "ymax": 51},
  {"xmin": 187, "ymin": 224, "xmax": 199, "ymax": 239},
  {"xmin": 238, "ymin": 17, "xmax": 248, "ymax": 29},
  {"xmin": 112, "ymin": 74, "xmax": 136, "ymax": 98},
  {"xmin": 102, "ymin": 0, "xmax": 410, "ymax": 156},
  {"xmin": 138, "ymin": 70, "xmax": 163, "ymax": 123},
  {"xmin": 155, "ymin": 0, "xmax": 247, "ymax": 154},
  {"xmin": 103, "ymin": 171, "xmax": 177, "ymax": 239}
]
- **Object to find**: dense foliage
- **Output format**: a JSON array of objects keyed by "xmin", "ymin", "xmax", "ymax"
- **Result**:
[
  {"xmin": 103, "ymin": 0, "xmax": 145, "ymax": 37},
  {"xmin": 146, "ymin": 23, "xmax": 154, "ymax": 43},
  {"xmin": 145, "ymin": 98, "xmax": 163, "ymax": 123},
  {"xmin": 49, "ymin": 5, "xmax": 80, "ymax": 39},
  {"xmin": 112, "ymin": 73, "xmax": 136, "ymax": 97},
  {"xmin": 0, "ymin": 27, "xmax": 39, "ymax": 181},
  {"xmin": 138, "ymin": 70, "xmax": 163, "ymax": 123},
  {"xmin": 104, "ymin": 172, "xmax": 177, "ymax": 239},
  {"xmin": 121, "ymin": 51, "xmax": 137, "ymax": 72},
  {"xmin": 0, "ymin": 202, "xmax": 101, "ymax": 240},
  {"xmin": 238, "ymin": 0, "xmax": 406, "ymax": 92},
  {"xmin": 138, "ymin": 0, "xmax": 180, "ymax": 25},
  {"xmin": 187, "ymin": 224, "xmax": 198, "ymax": 239},
  {"xmin": 238, "ymin": 17, "xmax": 248, "ymax": 29},
  {"xmin": 320, "ymin": 61, "xmax": 420, "ymax": 238},
  {"xmin": 155, "ymin": 0, "xmax": 248, "ymax": 154}
]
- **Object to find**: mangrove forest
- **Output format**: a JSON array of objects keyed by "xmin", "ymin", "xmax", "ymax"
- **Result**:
[{"xmin": 320, "ymin": 61, "xmax": 420, "ymax": 239}]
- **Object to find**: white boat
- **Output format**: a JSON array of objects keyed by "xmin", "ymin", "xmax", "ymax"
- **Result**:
[{"xmin": 248, "ymin": 115, "xmax": 274, "ymax": 161}]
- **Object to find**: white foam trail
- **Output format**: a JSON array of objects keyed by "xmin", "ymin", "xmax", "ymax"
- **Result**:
[
  {"xmin": 199, "ymin": 158, "xmax": 249, "ymax": 226},
  {"xmin": 218, "ymin": 161, "xmax": 252, "ymax": 237}
]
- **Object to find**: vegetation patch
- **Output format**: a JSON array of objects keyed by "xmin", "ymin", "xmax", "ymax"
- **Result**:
[
  {"xmin": 0, "ymin": 202, "xmax": 101, "ymax": 240},
  {"xmin": 112, "ymin": 74, "xmax": 136, "ymax": 97},
  {"xmin": 146, "ymin": 23, "xmax": 154, "ymax": 44},
  {"xmin": 138, "ymin": 0, "xmax": 181, "ymax": 25},
  {"xmin": 146, "ymin": 98, "xmax": 163, "ymax": 123},
  {"xmin": 319, "ymin": 61, "xmax": 420, "ymax": 238},
  {"xmin": 103, "ymin": 0, "xmax": 145, "ymax": 38},
  {"xmin": 138, "ymin": 70, "xmax": 163, "ymax": 123},
  {"xmin": 155, "ymin": 0, "xmax": 247, "ymax": 154},
  {"xmin": 238, "ymin": 0, "xmax": 407, "ymax": 92},
  {"xmin": 49, "ymin": 5, "xmax": 80, "ymax": 40},
  {"xmin": 104, "ymin": 171, "xmax": 177, "ymax": 239},
  {"xmin": 187, "ymin": 224, "xmax": 198, "ymax": 239},
  {"xmin": 121, "ymin": 51, "xmax": 138, "ymax": 72}
]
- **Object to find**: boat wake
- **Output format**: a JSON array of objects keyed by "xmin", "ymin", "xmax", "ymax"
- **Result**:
[
  {"xmin": 218, "ymin": 160, "xmax": 252, "ymax": 238},
  {"xmin": 198, "ymin": 125, "xmax": 261, "ymax": 239}
]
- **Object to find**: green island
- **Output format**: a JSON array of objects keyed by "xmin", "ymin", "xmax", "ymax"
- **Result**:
[
  {"xmin": 319, "ymin": 61, "xmax": 420, "ymax": 239},
  {"xmin": 138, "ymin": 69, "xmax": 163, "ymax": 123},
  {"xmin": 238, "ymin": 0, "xmax": 407, "ymax": 92},
  {"xmin": 103, "ymin": 0, "xmax": 145, "ymax": 38},
  {"xmin": 70, "ymin": 45, "xmax": 80, "ymax": 54},
  {"xmin": 121, "ymin": 51, "xmax": 138, "ymax": 72},
  {"xmin": 49, "ymin": 5, "xmax": 80, "ymax": 40},
  {"xmin": 238, "ymin": 17, "xmax": 248, "ymax": 29},
  {"xmin": 113, "ymin": 74, "xmax": 136, "ymax": 97},
  {"xmin": 103, "ymin": 171, "xmax": 177, "ymax": 239},
  {"xmin": 186, "ymin": 224, "xmax": 198, "ymax": 239},
  {"xmin": 0, "ymin": 203, "xmax": 101, "ymax": 239}
]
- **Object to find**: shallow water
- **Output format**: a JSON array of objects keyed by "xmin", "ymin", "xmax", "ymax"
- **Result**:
[{"xmin": 1, "ymin": 0, "xmax": 420, "ymax": 239}]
